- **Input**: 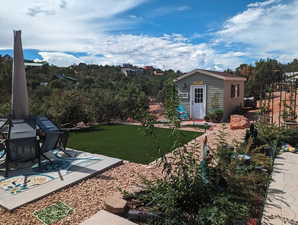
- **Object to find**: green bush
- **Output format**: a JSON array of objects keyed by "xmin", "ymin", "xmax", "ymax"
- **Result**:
[
  {"xmin": 279, "ymin": 128, "xmax": 298, "ymax": 147},
  {"xmin": 254, "ymin": 122, "xmax": 298, "ymax": 148},
  {"xmin": 125, "ymin": 110, "xmax": 280, "ymax": 225},
  {"xmin": 125, "ymin": 124, "xmax": 276, "ymax": 225},
  {"xmin": 205, "ymin": 109, "xmax": 224, "ymax": 123}
]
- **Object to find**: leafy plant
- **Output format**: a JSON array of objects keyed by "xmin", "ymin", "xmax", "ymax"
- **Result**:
[
  {"xmin": 205, "ymin": 109, "xmax": 224, "ymax": 123},
  {"xmin": 126, "ymin": 87, "xmax": 277, "ymax": 225},
  {"xmin": 33, "ymin": 202, "xmax": 73, "ymax": 225}
]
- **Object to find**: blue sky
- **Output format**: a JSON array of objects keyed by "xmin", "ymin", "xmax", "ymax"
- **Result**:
[{"xmin": 0, "ymin": 0, "xmax": 298, "ymax": 71}]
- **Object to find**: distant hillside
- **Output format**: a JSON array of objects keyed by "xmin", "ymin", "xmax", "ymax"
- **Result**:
[{"xmin": 0, "ymin": 55, "xmax": 179, "ymax": 124}]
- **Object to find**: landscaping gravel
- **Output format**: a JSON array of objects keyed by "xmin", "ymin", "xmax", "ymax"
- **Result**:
[{"xmin": 0, "ymin": 162, "xmax": 162, "ymax": 225}]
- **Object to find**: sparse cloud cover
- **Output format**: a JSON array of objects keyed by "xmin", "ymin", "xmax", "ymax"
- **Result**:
[
  {"xmin": 0, "ymin": 0, "xmax": 298, "ymax": 71},
  {"xmin": 151, "ymin": 5, "xmax": 191, "ymax": 16},
  {"xmin": 38, "ymin": 52, "xmax": 82, "ymax": 67},
  {"xmin": 37, "ymin": 34, "xmax": 244, "ymax": 71},
  {"xmin": 247, "ymin": 0, "xmax": 281, "ymax": 8},
  {"xmin": 216, "ymin": 0, "xmax": 298, "ymax": 63}
]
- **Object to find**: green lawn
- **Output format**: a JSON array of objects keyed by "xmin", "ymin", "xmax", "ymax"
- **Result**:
[{"xmin": 68, "ymin": 125, "xmax": 201, "ymax": 164}]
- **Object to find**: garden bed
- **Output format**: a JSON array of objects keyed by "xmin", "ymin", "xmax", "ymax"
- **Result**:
[{"xmin": 122, "ymin": 123, "xmax": 294, "ymax": 225}]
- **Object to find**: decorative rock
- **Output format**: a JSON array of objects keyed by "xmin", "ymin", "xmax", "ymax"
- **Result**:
[
  {"xmin": 77, "ymin": 121, "xmax": 87, "ymax": 128},
  {"xmin": 104, "ymin": 192, "xmax": 128, "ymax": 214},
  {"xmin": 230, "ymin": 115, "xmax": 250, "ymax": 129},
  {"xmin": 126, "ymin": 185, "xmax": 144, "ymax": 194}
]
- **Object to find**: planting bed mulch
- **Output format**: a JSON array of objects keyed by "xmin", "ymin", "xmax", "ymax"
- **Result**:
[
  {"xmin": 0, "ymin": 162, "xmax": 162, "ymax": 225},
  {"xmin": 0, "ymin": 124, "xmax": 245, "ymax": 225}
]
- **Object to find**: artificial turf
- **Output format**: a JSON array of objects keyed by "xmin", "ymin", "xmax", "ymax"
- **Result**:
[{"xmin": 68, "ymin": 124, "xmax": 201, "ymax": 164}]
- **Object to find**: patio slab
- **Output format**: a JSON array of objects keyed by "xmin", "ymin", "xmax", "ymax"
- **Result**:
[
  {"xmin": 262, "ymin": 152, "xmax": 298, "ymax": 225},
  {"xmin": 0, "ymin": 148, "xmax": 122, "ymax": 211},
  {"xmin": 80, "ymin": 210, "xmax": 137, "ymax": 225}
]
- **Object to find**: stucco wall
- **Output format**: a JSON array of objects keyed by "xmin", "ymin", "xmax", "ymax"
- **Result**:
[
  {"xmin": 175, "ymin": 72, "xmax": 225, "ymax": 119},
  {"xmin": 223, "ymin": 80, "xmax": 245, "ymax": 120}
]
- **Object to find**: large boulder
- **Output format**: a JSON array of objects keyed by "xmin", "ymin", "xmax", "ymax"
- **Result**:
[
  {"xmin": 104, "ymin": 192, "xmax": 128, "ymax": 214},
  {"xmin": 230, "ymin": 115, "xmax": 250, "ymax": 129}
]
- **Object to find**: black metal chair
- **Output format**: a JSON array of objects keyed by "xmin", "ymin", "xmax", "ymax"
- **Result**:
[
  {"xmin": 37, "ymin": 131, "xmax": 62, "ymax": 165},
  {"xmin": 0, "ymin": 140, "xmax": 6, "ymax": 160},
  {"xmin": 36, "ymin": 117, "xmax": 72, "ymax": 162},
  {"xmin": 56, "ymin": 131, "xmax": 72, "ymax": 157},
  {"xmin": 0, "ymin": 119, "xmax": 8, "ymax": 139}
]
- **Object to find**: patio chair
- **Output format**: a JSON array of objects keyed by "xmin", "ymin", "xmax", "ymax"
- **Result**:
[
  {"xmin": 56, "ymin": 131, "xmax": 72, "ymax": 157},
  {"xmin": 36, "ymin": 117, "xmax": 71, "ymax": 161},
  {"xmin": 0, "ymin": 118, "xmax": 9, "ymax": 139},
  {"xmin": 37, "ymin": 131, "xmax": 63, "ymax": 165},
  {"xmin": 0, "ymin": 118, "xmax": 8, "ymax": 130},
  {"xmin": 3, "ymin": 118, "xmax": 38, "ymax": 177},
  {"xmin": 0, "ymin": 140, "xmax": 5, "ymax": 160}
]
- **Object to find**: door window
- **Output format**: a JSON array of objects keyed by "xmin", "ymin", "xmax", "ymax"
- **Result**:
[{"xmin": 194, "ymin": 88, "xmax": 203, "ymax": 103}]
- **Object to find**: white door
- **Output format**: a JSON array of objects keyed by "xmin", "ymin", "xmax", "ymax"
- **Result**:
[{"xmin": 190, "ymin": 85, "xmax": 206, "ymax": 119}]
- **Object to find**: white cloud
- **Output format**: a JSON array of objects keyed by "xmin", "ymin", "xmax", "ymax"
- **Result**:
[
  {"xmin": 216, "ymin": 0, "xmax": 298, "ymax": 62},
  {"xmin": 0, "ymin": 0, "xmax": 246, "ymax": 71},
  {"xmin": 248, "ymin": 0, "xmax": 280, "ymax": 8},
  {"xmin": 0, "ymin": 0, "xmax": 147, "ymax": 51},
  {"xmin": 176, "ymin": 6, "xmax": 192, "ymax": 11},
  {"xmin": 37, "ymin": 34, "xmax": 244, "ymax": 71},
  {"xmin": 152, "ymin": 5, "xmax": 191, "ymax": 16},
  {"xmin": 38, "ymin": 52, "xmax": 82, "ymax": 66}
]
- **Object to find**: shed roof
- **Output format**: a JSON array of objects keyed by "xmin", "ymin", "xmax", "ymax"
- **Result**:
[{"xmin": 174, "ymin": 69, "xmax": 246, "ymax": 82}]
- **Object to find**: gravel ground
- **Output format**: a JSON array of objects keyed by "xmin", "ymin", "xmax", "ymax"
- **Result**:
[
  {"xmin": 0, "ymin": 162, "xmax": 162, "ymax": 225},
  {"xmin": 150, "ymin": 123, "xmax": 246, "ymax": 166},
  {"xmin": 0, "ymin": 124, "xmax": 245, "ymax": 225}
]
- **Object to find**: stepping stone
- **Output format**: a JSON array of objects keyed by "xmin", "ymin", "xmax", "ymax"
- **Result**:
[
  {"xmin": 104, "ymin": 192, "xmax": 127, "ymax": 214},
  {"xmin": 80, "ymin": 210, "xmax": 137, "ymax": 225}
]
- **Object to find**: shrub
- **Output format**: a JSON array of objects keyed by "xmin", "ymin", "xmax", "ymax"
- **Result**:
[
  {"xmin": 125, "ymin": 87, "xmax": 282, "ymax": 225},
  {"xmin": 205, "ymin": 109, "xmax": 224, "ymax": 123},
  {"xmin": 126, "ymin": 120, "xmax": 276, "ymax": 225},
  {"xmin": 279, "ymin": 128, "xmax": 298, "ymax": 147}
]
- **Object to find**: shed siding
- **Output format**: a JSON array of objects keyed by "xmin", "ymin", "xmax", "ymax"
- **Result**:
[
  {"xmin": 223, "ymin": 80, "xmax": 245, "ymax": 120},
  {"xmin": 176, "ymin": 73, "xmax": 225, "ymax": 118}
]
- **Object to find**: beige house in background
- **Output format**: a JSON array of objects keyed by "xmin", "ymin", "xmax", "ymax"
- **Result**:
[{"xmin": 175, "ymin": 69, "xmax": 246, "ymax": 121}]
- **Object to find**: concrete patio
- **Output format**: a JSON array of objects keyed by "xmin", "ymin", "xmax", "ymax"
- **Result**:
[
  {"xmin": 0, "ymin": 148, "xmax": 122, "ymax": 211},
  {"xmin": 262, "ymin": 152, "xmax": 298, "ymax": 225}
]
